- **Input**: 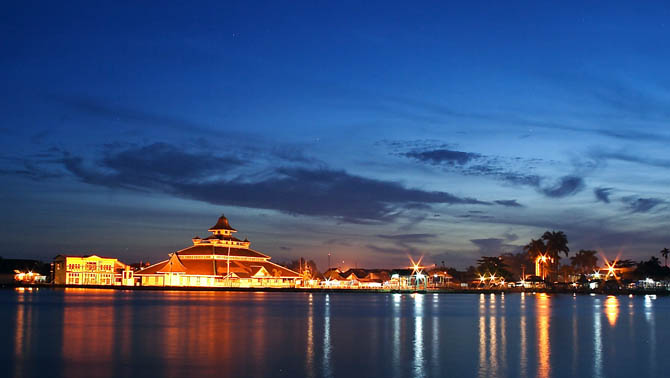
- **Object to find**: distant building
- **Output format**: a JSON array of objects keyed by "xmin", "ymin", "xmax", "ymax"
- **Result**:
[
  {"xmin": 134, "ymin": 215, "xmax": 300, "ymax": 288},
  {"xmin": 0, "ymin": 258, "xmax": 50, "ymax": 284},
  {"xmin": 53, "ymin": 255, "xmax": 133, "ymax": 286}
]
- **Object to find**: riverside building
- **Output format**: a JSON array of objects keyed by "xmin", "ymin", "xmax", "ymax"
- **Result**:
[
  {"xmin": 134, "ymin": 215, "xmax": 300, "ymax": 288},
  {"xmin": 53, "ymin": 255, "xmax": 134, "ymax": 286}
]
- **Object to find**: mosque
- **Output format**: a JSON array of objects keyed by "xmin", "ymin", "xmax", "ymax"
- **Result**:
[{"xmin": 135, "ymin": 215, "xmax": 300, "ymax": 287}]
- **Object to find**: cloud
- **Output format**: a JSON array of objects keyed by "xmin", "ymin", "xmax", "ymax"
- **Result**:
[
  {"xmin": 50, "ymin": 95, "xmax": 215, "ymax": 134},
  {"xmin": 503, "ymin": 232, "xmax": 519, "ymax": 242},
  {"xmin": 470, "ymin": 238, "xmax": 522, "ymax": 256},
  {"xmin": 539, "ymin": 175, "xmax": 584, "ymax": 198},
  {"xmin": 365, "ymin": 244, "xmax": 413, "ymax": 257},
  {"xmin": 59, "ymin": 143, "xmax": 495, "ymax": 223},
  {"xmin": 61, "ymin": 143, "xmax": 242, "ymax": 191},
  {"xmin": 396, "ymin": 143, "xmax": 583, "ymax": 199},
  {"xmin": 376, "ymin": 233, "xmax": 437, "ymax": 244},
  {"xmin": 594, "ymin": 187, "xmax": 613, "ymax": 203},
  {"xmin": 494, "ymin": 199, "xmax": 523, "ymax": 207},
  {"xmin": 404, "ymin": 149, "xmax": 480, "ymax": 165},
  {"xmin": 621, "ymin": 196, "xmax": 665, "ymax": 213}
]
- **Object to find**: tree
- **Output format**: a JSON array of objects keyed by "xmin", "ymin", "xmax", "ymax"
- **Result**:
[
  {"xmin": 285, "ymin": 258, "xmax": 320, "ymax": 279},
  {"xmin": 523, "ymin": 238, "xmax": 546, "ymax": 260},
  {"xmin": 661, "ymin": 248, "xmax": 670, "ymax": 267},
  {"xmin": 500, "ymin": 252, "xmax": 533, "ymax": 280},
  {"xmin": 476, "ymin": 256, "xmax": 512, "ymax": 280},
  {"xmin": 570, "ymin": 249, "xmax": 598, "ymax": 274},
  {"xmin": 542, "ymin": 231, "xmax": 569, "ymax": 280},
  {"xmin": 634, "ymin": 256, "xmax": 670, "ymax": 280}
]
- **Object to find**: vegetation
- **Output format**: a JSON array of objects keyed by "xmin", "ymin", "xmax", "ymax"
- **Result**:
[
  {"xmin": 570, "ymin": 250, "xmax": 598, "ymax": 274},
  {"xmin": 661, "ymin": 248, "xmax": 670, "ymax": 267},
  {"xmin": 476, "ymin": 256, "xmax": 512, "ymax": 280}
]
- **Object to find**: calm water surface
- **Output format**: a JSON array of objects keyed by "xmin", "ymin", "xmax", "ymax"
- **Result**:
[{"xmin": 2, "ymin": 288, "xmax": 669, "ymax": 378}]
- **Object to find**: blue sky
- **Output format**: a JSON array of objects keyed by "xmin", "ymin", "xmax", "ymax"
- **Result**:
[{"xmin": 1, "ymin": 1, "xmax": 669, "ymax": 269}]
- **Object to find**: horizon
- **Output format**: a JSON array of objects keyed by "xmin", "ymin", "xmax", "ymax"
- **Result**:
[{"xmin": 2, "ymin": 1, "xmax": 670, "ymax": 270}]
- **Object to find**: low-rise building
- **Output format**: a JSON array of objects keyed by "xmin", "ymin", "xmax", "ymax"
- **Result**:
[{"xmin": 53, "ymin": 255, "xmax": 133, "ymax": 286}]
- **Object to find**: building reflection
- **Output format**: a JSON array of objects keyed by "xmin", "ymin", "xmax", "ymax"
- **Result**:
[
  {"xmin": 604, "ymin": 296, "xmax": 619, "ymax": 327},
  {"xmin": 478, "ymin": 294, "xmax": 486, "ymax": 377},
  {"xmin": 476, "ymin": 293, "xmax": 508, "ymax": 377},
  {"xmin": 13, "ymin": 288, "xmax": 35, "ymax": 378},
  {"xmin": 593, "ymin": 297, "xmax": 602, "ymax": 378},
  {"xmin": 413, "ymin": 294, "xmax": 425, "ymax": 378},
  {"xmin": 306, "ymin": 294, "xmax": 314, "ymax": 378},
  {"xmin": 644, "ymin": 295, "xmax": 656, "ymax": 376},
  {"xmin": 323, "ymin": 294, "xmax": 332, "ymax": 378},
  {"xmin": 520, "ymin": 292, "xmax": 527, "ymax": 378},
  {"xmin": 536, "ymin": 293, "xmax": 550, "ymax": 378},
  {"xmin": 61, "ymin": 289, "xmax": 115, "ymax": 378},
  {"xmin": 392, "ymin": 293, "xmax": 401, "ymax": 378}
]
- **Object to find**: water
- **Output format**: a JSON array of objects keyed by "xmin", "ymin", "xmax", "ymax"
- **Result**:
[{"xmin": 2, "ymin": 289, "xmax": 669, "ymax": 378}]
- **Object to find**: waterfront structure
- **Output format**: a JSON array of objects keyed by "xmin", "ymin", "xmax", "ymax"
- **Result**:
[
  {"xmin": 53, "ymin": 255, "xmax": 133, "ymax": 286},
  {"xmin": 322, "ymin": 268, "xmax": 391, "ymax": 288},
  {"xmin": 134, "ymin": 215, "xmax": 300, "ymax": 287}
]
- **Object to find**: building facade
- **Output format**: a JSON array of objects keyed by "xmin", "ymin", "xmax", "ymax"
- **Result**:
[
  {"xmin": 53, "ymin": 255, "xmax": 133, "ymax": 286},
  {"xmin": 135, "ymin": 215, "xmax": 300, "ymax": 287}
]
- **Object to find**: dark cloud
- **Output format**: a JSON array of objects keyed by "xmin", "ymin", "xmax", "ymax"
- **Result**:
[
  {"xmin": 503, "ymin": 232, "xmax": 519, "ymax": 242},
  {"xmin": 365, "ymin": 244, "xmax": 411, "ymax": 256},
  {"xmin": 405, "ymin": 149, "xmax": 480, "ymax": 165},
  {"xmin": 594, "ymin": 187, "xmax": 613, "ymax": 203},
  {"xmin": 395, "ymin": 143, "xmax": 584, "ymax": 199},
  {"xmin": 470, "ymin": 238, "xmax": 522, "ymax": 255},
  {"xmin": 377, "ymin": 233, "xmax": 437, "ymax": 244},
  {"xmin": 539, "ymin": 175, "xmax": 584, "ymax": 198},
  {"xmin": 60, "ymin": 143, "xmax": 494, "ymax": 223},
  {"xmin": 622, "ymin": 196, "xmax": 665, "ymax": 213},
  {"xmin": 62, "ymin": 143, "xmax": 242, "ymax": 191},
  {"xmin": 494, "ymin": 199, "xmax": 523, "ymax": 207}
]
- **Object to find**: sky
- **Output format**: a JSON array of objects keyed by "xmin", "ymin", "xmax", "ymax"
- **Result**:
[{"xmin": 1, "ymin": 1, "xmax": 670, "ymax": 270}]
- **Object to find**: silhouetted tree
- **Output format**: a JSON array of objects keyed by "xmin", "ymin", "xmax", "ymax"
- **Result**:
[
  {"xmin": 661, "ymin": 248, "xmax": 670, "ymax": 267},
  {"xmin": 570, "ymin": 249, "xmax": 599, "ymax": 274},
  {"xmin": 476, "ymin": 256, "xmax": 513, "ymax": 280},
  {"xmin": 542, "ymin": 231, "xmax": 569, "ymax": 280}
]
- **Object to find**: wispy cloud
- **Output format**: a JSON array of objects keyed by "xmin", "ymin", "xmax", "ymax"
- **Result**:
[
  {"xmin": 594, "ymin": 187, "xmax": 613, "ymax": 203},
  {"xmin": 397, "ymin": 142, "xmax": 584, "ymax": 199},
  {"xmin": 494, "ymin": 200, "xmax": 523, "ymax": 207},
  {"xmin": 539, "ymin": 175, "xmax": 585, "ymax": 198},
  {"xmin": 376, "ymin": 233, "xmax": 437, "ymax": 244},
  {"xmin": 621, "ymin": 196, "xmax": 665, "ymax": 213}
]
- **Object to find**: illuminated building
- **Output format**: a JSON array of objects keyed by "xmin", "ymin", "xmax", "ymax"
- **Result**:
[
  {"xmin": 53, "ymin": 255, "xmax": 133, "ymax": 286},
  {"xmin": 134, "ymin": 214, "xmax": 300, "ymax": 287}
]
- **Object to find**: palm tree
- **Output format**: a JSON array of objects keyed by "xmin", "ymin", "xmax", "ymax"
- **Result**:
[
  {"xmin": 542, "ymin": 231, "xmax": 569, "ymax": 281},
  {"xmin": 523, "ymin": 238, "xmax": 546, "ymax": 260},
  {"xmin": 660, "ymin": 248, "xmax": 670, "ymax": 267},
  {"xmin": 570, "ymin": 249, "xmax": 598, "ymax": 274}
]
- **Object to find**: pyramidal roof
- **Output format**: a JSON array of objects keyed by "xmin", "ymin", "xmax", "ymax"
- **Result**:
[
  {"xmin": 157, "ymin": 253, "xmax": 187, "ymax": 273},
  {"xmin": 208, "ymin": 214, "xmax": 237, "ymax": 232}
]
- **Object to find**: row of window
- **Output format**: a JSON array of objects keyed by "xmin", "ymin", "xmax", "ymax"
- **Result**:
[{"xmin": 65, "ymin": 263, "xmax": 114, "ymax": 271}]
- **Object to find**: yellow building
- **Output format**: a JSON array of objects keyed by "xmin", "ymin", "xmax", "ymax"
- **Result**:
[
  {"xmin": 53, "ymin": 255, "xmax": 133, "ymax": 286},
  {"xmin": 135, "ymin": 214, "xmax": 300, "ymax": 288}
]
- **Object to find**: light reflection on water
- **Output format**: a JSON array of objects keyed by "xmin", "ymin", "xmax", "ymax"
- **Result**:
[{"xmin": 4, "ymin": 288, "xmax": 669, "ymax": 378}]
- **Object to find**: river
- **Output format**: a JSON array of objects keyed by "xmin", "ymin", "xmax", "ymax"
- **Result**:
[{"xmin": 2, "ymin": 288, "xmax": 668, "ymax": 378}]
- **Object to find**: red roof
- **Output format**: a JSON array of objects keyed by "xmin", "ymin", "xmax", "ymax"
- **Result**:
[
  {"xmin": 136, "ymin": 258, "xmax": 299, "ymax": 278},
  {"xmin": 208, "ymin": 214, "xmax": 237, "ymax": 232},
  {"xmin": 176, "ymin": 245, "xmax": 269, "ymax": 259}
]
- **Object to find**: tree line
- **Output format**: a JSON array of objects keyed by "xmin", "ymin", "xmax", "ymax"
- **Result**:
[{"xmin": 468, "ymin": 231, "xmax": 670, "ymax": 283}]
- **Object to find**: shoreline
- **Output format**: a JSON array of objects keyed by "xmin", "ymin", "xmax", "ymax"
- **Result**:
[{"xmin": 3, "ymin": 283, "xmax": 669, "ymax": 296}]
